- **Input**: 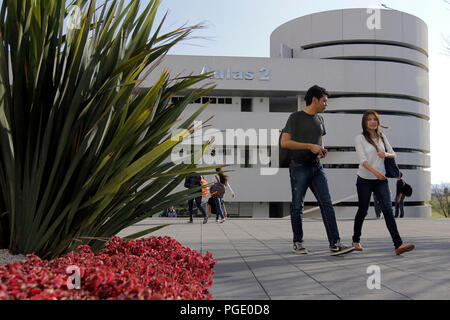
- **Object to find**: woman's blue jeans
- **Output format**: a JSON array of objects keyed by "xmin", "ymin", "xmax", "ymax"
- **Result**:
[
  {"xmin": 289, "ymin": 163, "xmax": 340, "ymax": 246},
  {"xmin": 214, "ymin": 197, "xmax": 225, "ymax": 220},
  {"xmin": 353, "ymin": 176, "xmax": 403, "ymax": 249}
]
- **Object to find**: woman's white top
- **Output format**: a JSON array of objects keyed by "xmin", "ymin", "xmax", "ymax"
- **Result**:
[{"xmin": 354, "ymin": 133, "xmax": 396, "ymax": 180}]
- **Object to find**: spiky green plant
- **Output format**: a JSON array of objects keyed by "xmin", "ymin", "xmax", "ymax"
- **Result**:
[{"xmin": 0, "ymin": 0, "xmax": 216, "ymax": 259}]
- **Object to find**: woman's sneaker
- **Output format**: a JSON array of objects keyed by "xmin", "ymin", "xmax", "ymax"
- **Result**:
[
  {"xmin": 292, "ymin": 242, "xmax": 308, "ymax": 254},
  {"xmin": 330, "ymin": 241, "xmax": 355, "ymax": 256}
]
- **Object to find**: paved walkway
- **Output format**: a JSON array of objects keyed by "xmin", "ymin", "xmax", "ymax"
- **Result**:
[{"xmin": 118, "ymin": 217, "xmax": 450, "ymax": 300}]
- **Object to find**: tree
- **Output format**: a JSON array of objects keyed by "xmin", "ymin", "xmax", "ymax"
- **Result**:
[
  {"xmin": 432, "ymin": 184, "xmax": 449, "ymax": 217},
  {"xmin": 0, "ymin": 0, "xmax": 216, "ymax": 259}
]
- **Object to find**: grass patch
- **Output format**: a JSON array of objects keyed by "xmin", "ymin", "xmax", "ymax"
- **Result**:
[{"xmin": 429, "ymin": 197, "xmax": 448, "ymax": 218}]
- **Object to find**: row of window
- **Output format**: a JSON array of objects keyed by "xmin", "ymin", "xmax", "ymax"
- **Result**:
[
  {"xmin": 171, "ymin": 96, "xmax": 427, "ymax": 117},
  {"xmin": 171, "ymin": 96, "xmax": 232, "ymax": 104}
]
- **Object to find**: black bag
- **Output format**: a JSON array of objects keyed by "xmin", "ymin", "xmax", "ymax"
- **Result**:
[
  {"xmin": 402, "ymin": 183, "xmax": 413, "ymax": 197},
  {"xmin": 384, "ymin": 157, "xmax": 400, "ymax": 178},
  {"xmin": 380, "ymin": 135, "xmax": 400, "ymax": 178},
  {"xmin": 184, "ymin": 177, "xmax": 190, "ymax": 188},
  {"xmin": 278, "ymin": 129, "xmax": 290, "ymax": 168}
]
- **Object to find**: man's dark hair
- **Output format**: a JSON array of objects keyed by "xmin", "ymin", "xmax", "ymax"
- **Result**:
[{"xmin": 305, "ymin": 85, "xmax": 328, "ymax": 106}]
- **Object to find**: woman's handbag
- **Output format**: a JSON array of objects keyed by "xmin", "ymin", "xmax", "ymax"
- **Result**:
[
  {"xmin": 380, "ymin": 135, "xmax": 400, "ymax": 178},
  {"xmin": 384, "ymin": 157, "xmax": 400, "ymax": 178}
]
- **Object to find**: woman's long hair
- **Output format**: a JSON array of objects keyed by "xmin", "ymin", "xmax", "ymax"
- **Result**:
[
  {"xmin": 216, "ymin": 167, "xmax": 228, "ymax": 185},
  {"xmin": 361, "ymin": 110, "xmax": 388, "ymax": 152}
]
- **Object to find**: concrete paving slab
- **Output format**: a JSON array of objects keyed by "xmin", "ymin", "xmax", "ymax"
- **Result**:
[{"xmin": 119, "ymin": 217, "xmax": 450, "ymax": 300}]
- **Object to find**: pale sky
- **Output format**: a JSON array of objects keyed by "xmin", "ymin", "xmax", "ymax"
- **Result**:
[{"xmin": 149, "ymin": 0, "xmax": 450, "ymax": 184}]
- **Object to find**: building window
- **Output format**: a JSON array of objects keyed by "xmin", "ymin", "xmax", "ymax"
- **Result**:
[
  {"xmin": 218, "ymin": 98, "xmax": 225, "ymax": 104},
  {"xmin": 225, "ymin": 98, "xmax": 232, "ymax": 104},
  {"xmin": 241, "ymin": 98, "xmax": 252, "ymax": 112},
  {"xmin": 269, "ymin": 97, "xmax": 298, "ymax": 112}
]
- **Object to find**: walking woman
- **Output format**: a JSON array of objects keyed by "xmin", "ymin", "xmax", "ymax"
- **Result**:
[
  {"xmin": 352, "ymin": 111, "xmax": 414, "ymax": 255},
  {"xmin": 213, "ymin": 168, "xmax": 236, "ymax": 222}
]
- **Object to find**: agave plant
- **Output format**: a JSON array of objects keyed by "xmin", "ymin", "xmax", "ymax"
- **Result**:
[{"xmin": 0, "ymin": 0, "xmax": 216, "ymax": 259}]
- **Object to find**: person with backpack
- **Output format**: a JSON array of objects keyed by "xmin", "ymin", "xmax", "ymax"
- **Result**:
[
  {"xmin": 373, "ymin": 193, "xmax": 382, "ymax": 219},
  {"xmin": 352, "ymin": 111, "xmax": 414, "ymax": 255},
  {"xmin": 210, "ymin": 168, "xmax": 235, "ymax": 223},
  {"xmin": 207, "ymin": 196, "xmax": 224, "ymax": 223},
  {"xmin": 280, "ymin": 85, "xmax": 354, "ymax": 256},
  {"xmin": 395, "ymin": 172, "xmax": 411, "ymax": 218},
  {"xmin": 184, "ymin": 175, "xmax": 208, "ymax": 224}
]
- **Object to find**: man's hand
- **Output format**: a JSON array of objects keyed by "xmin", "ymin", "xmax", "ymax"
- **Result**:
[
  {"xmin": 320, "ymin": 147, "xmax": 328, "ymax": 159},
  {"xmin": 310, "ymin": 144, "xmax": 324, "ymax": 157}
]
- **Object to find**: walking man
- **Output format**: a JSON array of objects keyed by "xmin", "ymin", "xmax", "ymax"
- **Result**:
[
  {"xmin": 280, "ymin": 85, "xmax": 354, "ymax": 255},
  {"xmin": 184, "ymin": 175, "xmax": 208, "ymax": 224}
]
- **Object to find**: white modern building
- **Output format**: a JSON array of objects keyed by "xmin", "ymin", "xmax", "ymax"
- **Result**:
[{"xmin": 146, "ymin": 8, "xmax": 431, "ymax": 218}]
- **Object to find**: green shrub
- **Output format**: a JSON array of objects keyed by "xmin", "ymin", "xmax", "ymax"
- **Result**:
[{"xmin": 0, "ymin": 0, "xmax": 215, "ymax": 258}]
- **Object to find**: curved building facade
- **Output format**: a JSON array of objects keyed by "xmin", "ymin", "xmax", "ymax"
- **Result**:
[{"xmin": 145, "ymin": 9, "xmax": 431, "ymax": 218}]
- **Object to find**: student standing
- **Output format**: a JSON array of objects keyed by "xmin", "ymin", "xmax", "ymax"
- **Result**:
[
  {"xmin": 280, "ymin": 85, "xmax": 354, "ymax": 255},
  {"xmin": 373, "ymin": 194, "xmax": 382, "ymax": 219},
  {"xmin": 352, "ymin": 111, "xmax": 414, "ymax": 255},
  {"xmin": 395, "ymin": 172, "xmax": 406, "ymax": 218}
]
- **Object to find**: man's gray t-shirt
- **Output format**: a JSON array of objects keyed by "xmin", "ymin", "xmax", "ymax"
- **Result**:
[{"xmin": 282, "ymin": 111, "xmax": 326, "ymax": 166}]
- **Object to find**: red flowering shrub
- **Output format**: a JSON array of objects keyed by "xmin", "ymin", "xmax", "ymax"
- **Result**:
[{"xmin": 0, "ymin": 236, "xmax": 216, "ymax": 300}]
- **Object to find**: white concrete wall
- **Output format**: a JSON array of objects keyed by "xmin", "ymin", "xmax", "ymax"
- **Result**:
[{"xmin": 145, "ymin": 8, "xmax": 430, "ymax": 219}]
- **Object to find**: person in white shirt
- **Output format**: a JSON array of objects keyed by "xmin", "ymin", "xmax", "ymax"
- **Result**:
[
  {"xmin": 212, "ymin": 168, "xmax": 236, "ymax": 222},
  {"xmin": 352, "ymin": 111, "xmax": 414, "ymax": 255}
]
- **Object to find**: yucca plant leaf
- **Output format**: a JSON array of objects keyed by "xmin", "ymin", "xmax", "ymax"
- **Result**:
[{"xmin": 0, "ymin": 0, "xmax": 217, "ymax": 259}]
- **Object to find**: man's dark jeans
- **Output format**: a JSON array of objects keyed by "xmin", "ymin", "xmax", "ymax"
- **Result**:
[
  {"xmin": 353, "ymin": 176, "xmax": 403, "ymax": 249},
  {"xmin": 289, "ymin": 162, "xmax": 340, "ymax": 246},
  {"xmin": 188, "ymin": 196, "xmax": 207, "ymax": 221},
  {"xmin": 395, "ymin": 194, "xmax": 406, "ymax": 218}
]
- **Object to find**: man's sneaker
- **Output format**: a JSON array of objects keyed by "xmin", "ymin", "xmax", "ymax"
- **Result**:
[
  {"xmin": 203, "ymin": 217, "xmax": 208, "ymax": 224},
  {"xmin": 330, "ymin": 241, "xmax": 355, "ymax": 256},
  {"xmin": 187, "ymin": 220, "xmax": 193, "ymax": 224},
  {"xmin": 395, "ymin": 243, "xmax": 415, "ymax": 255},
  {"xmin": 292, "ymin": 242, "xmax": 308, "ymax": 254}
]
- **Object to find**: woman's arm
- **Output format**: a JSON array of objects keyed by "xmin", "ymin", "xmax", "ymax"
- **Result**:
[
  {"xmin": 226, "ymin": 182, "xmax": 236, "ymax": 198},
  {"xmin": 378, "ymin": 133, "xmax": 396, "ymax": 159},
  {"xmin": 362, "ymin": 161, "xmax": 386, "ymax": 180}
]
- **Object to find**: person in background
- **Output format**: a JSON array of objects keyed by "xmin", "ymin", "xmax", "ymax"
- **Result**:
[
  {"xmin": 167, "ymin": 206, "xmax": 177, "ymax": 218},
  {"xmin": 213, "ymin": 168, "xmax": 236, "ymax": 221},
  {"xmin": 373, "ymin": 194, "xmax": 382, "ymax": 219},
  {"xmin": 184, "ymin": 175, "xmax": 208, "ymax": 224},
  {"xmin": 352, "ymin": 110, "xmax": 414, "ymax": 255},
  {"xmin": 395, "ymin": 172, "xmax": 406, "ymax": 218},
  {"xmin": 207, "ymin": 196, "xmax": 223, "ymax": 223}
]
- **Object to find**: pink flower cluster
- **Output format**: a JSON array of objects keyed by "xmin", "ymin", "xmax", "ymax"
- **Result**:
[{"xmin": 0, "ymin": 236, "xmax": 216, "ymax": 300}]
